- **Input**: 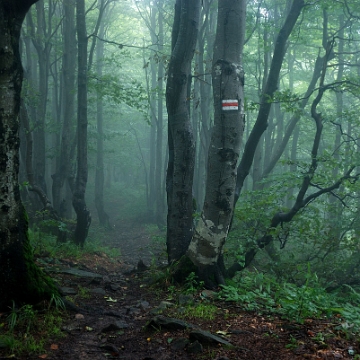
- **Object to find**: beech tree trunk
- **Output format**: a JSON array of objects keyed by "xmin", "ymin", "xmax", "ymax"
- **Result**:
[
  {"xmin": 187, "ymin": 0, "xmax": 246, "ymax": 288},
  {"xmin": 52, "ymin": 0, "xmax": 76, "ymax": 216},
  {"xmin": 166, "ymin": 0, "xmax": 200, "ymax": 262},
  {"xmin": 0, "ymin": 0, "xmax": 58, "ymax": 310},
  {"xmin": 73, "ymin": 0, "xmax": 91, "ymax": 247},
  {"xmin": 94, "ymin": 1, "xmax": 110, "ymax": 228}
]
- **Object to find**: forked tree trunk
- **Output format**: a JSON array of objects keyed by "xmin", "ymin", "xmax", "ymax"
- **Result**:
[
  {"xmin": 0, "ymin": 0, "xmax": 58, "ymax": 310},
  {"xmin": 187, "ymin": 0, "xmax": 246, "ymax": 288}
]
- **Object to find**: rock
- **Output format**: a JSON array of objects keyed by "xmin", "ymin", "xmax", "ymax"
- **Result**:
[
  {"xmin": 90, "ymin": 288, "xmax": 106, "ymax": 295},
  {"xmin": 149, "ymin": 301, "xmax": 173, "ymax": 315},
  {"xmin": 59, "ymin": 268, "xmax": 102, "ymax": 278},
  {"xmin": 149, "ymin": 307, "xmax": 163, "ymax": 316},
  {"xmin": 178, "ymin": 294, "xmax": 194, "ymax": 306},
  {"xmin": 100, "ymin": 344, "xmax": 120, "ymax": 354},
  {"xmin": 170, "ymin": 337, "xmax": 190, "ymax": 351},
  {"xmin": 187, "ymin": 340, "xmax": 203, "ymax": 354},
  {"xmin": 201, "ymin": 289, "xmax": 217, "ymax": 299},
  {"xmin": 126, "ymin": 306, "xmax": 141, "ymax": 316},
  {"xmin": 189, "ymin": 330, "xmax": 233, "ymax": 347},
  {"xmin": 60, "ymin": 287, "xmax": 77, "ymax": 295},
  {"xmin": 146, "ymin": 316, "xmax": 195, "ymax": 330},
  {"xmin": 109, "ymin": 283, "xmax": 121, "ymax": 291},
  {"xmin": 138, "ymin": 300, "xmax": 150, "ymax": 310},
  {"xmin": 158, "ymin": 301, "xmax": 174, "ymax": 309},
  {"xmin": 101, "ymin": 321, "xmax": 129, "ymax": 333},
  {"xmin": 61, "ymin": 323, "xmax": 81, "ymax": 332},
  {"xmin": 103, "ymin": 310, "xmax": 127, "ymax": 318}
]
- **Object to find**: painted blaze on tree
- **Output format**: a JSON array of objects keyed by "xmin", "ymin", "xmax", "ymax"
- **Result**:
[{"xmin": 187, "ymin": 0, "xmax": 246, "ymax": 287}]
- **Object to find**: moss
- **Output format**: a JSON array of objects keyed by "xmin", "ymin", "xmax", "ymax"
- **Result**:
[
  {"xmin": 22, "ymin": 206, "xmax": 59, "ymax": 303},
  {"xmin": 0, "ymin": 206, "xmax": 59, "ymax": 310}
]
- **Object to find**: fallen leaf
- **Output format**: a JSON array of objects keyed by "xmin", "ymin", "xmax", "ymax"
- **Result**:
[
  {"xmin": 106, "ymin": 297, "xmax": 117, "ymax": 302},
  {"xmin": 50, "ymin": 344, "xmax": 58, "ymax": 350},
  {"xmin": 216, "ymin": 330, "xmax": 229, "ymax": 336},
  {"xmin": 38, "ymin": 355, "xmax": 48, "ymax": 359},
  {"xmin": 307, "ymin": 330, "xmax": 315, "ymax": 337}
]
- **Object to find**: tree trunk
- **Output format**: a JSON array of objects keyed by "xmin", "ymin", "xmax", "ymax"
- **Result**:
[
  {"xmin": 155, "ymin": 2, "xmax": 165, "ymax": 227},
  {"xmin": 73, "ymin": 0, "xmax": 91, "ymax": 247},
  {"xmin": 187, "ymin": 0, "xmax": 246, "ymax": 288},
  {"xmin": 0, "ymin": 0, "xmax": 58, "ymax": 310},
  {"xmin": 94, "ymin": 0, "xmax": 110, "ymax": 228},
  {"xmin": 52, "ymin": 0, "xmax": 76, "ymax": 216},
  {"xmin": 166, "ymin": 0, "xmax": 200, "ymax": 262}
]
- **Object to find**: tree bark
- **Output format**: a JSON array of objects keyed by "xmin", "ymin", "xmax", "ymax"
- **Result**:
[
  {"xmin": 166, "ymin": 0, "xmax": 200, "ymax": 262},
  {"xmin": 0, "ymin": 0, "xmax": 58, "ymax": 310},
  {"xmin": 94, "ymin": 0, "xmax": 110, "ymax": 228},
  {"xmin": 187, "ymin": 0, "xmax": 246, "ymax": 288},
  {"xmin": 155, "ymin": 2, "xmax": 165, "ymax": 227},
  {"xmin": 52, "ymin": 0, "xmax": 76, "ymax": 216},
  {"xmin": 73, "ymin": 0, "xmax": 91, "ymax": 247}
]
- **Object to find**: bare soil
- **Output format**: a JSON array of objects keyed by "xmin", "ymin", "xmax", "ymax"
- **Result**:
[{"xmin": 1, "ymin": 221, "xmax": 359, "ymax": 360}]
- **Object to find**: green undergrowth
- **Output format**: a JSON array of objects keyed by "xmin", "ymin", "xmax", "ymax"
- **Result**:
[
  {"xmin": 217, "ymin": 268, "xmax": 360, "ymax": 334},
  {"xmin": 0, "ymin": 301, "xmax": 66, "ymax": 357},
  {"xmin": 154, "ymin": 268, "xmax": 360, "ymax": 337},
  {"xmin": 173, "ymin": 303, "xmax": 218, "ymax": 321},
  {"xmin": 29, "ymin": 227, "xmax": 121, "ymax": 260}
]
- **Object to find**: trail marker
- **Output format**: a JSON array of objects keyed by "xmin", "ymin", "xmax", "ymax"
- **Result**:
[{"xmin": 222, "ymin": 99, "xmax": 238, "ymax": 111}]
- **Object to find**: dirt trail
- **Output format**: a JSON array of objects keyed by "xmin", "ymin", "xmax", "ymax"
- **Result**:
[{"xmin": 1, "ymin": 222, "xmax": 359, "ymax": 360}]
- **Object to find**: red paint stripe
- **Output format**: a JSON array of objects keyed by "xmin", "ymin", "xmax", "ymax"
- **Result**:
[{"xmin": 222, "ymin": 102, "xmax": 238, "ymax": 107}]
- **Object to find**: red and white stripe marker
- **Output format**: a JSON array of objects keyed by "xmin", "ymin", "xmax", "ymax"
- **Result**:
[{"xmin": 222, "ymin": 99, "xmax": 238, "ymax": 111}]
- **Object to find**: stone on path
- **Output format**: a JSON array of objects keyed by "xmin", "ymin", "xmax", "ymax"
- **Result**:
[
  {"xmin": 59, "ymin": 268, "xmax": 103, "ymax": 278},
  {"xmin": 189, "ymin": 329, "xmax": 233, "ymax": 347},
  {"xmin": 146, "ymin": 316, "xmax": 195, "ymax": 330}
]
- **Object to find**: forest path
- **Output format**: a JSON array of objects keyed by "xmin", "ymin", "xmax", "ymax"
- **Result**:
[
  {"xmin": 1, "ymin": 222, "xmax": 358, "ymax": 360},
  {"xmin": 103, "ymin": 219, "xmax": 167, "ymax": 268}
]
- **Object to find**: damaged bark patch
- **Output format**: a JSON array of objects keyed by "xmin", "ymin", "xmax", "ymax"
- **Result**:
[{"xmin": 187, "ymin": 217, "xmax": 226, "ymax": 267}]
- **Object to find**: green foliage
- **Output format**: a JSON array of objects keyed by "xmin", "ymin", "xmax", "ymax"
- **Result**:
[
  {"xmin": 0, "ymin": 303, "xmax": 65, "ymax": 356},
  {"xmin": 29, "ymin": 227, "xmax": 121, "ymax": 260},
  {"xmin": 218, "ymin": 268, "xmax": 360, "ymax": 333},
  {"xmin": 77, "ymin": 286, "xmax": 91, "ymax": 300},
  {"xmin": 183, "ymin": 272, "xmax": 204, "ymax": 294},
  {"xmin": 182, "ymin": 303, "xmax": 218, "ymax": 321}
]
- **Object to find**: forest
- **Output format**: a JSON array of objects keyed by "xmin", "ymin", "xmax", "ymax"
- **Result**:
[{"xmin": 1, "ymin": 0, "xmax": 360, "ymax": 359}]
